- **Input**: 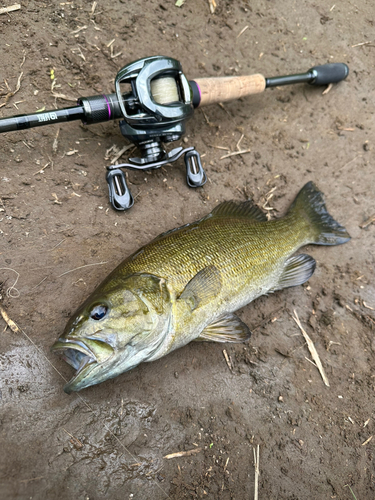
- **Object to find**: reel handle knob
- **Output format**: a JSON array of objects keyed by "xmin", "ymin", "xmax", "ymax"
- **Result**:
[
  {"xmin": 106, "ymin": 168, "xmax": 134, "ymax": 210},
  {"xmin": 184, "ymin": 150, "xmax": 207, "ymax": 187}
]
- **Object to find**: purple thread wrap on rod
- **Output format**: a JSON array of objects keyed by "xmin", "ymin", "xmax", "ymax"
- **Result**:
[{"xmin": 103, "ymin": 94, "xmax": 111, "ymax": 120}]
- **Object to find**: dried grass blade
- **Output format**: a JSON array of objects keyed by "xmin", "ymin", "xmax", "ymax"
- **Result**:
[{"xmin": 292, "ymin": 310, "xmax": 330, "ymax": 387}]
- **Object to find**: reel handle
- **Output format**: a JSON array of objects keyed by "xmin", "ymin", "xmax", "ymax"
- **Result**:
[{"xmin": 106, "ymin": 168, "xmax": 134, "ymax": 210}]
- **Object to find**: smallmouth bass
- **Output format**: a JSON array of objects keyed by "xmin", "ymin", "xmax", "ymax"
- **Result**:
[{"xmin": 52, "ymin": 182, "xmax": 350, "ymax": 393}]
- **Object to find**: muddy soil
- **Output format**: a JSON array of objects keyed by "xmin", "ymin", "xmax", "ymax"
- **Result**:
[{"xmin": 1, "ymin": 1, "xmax": 374, "ymax": 499}]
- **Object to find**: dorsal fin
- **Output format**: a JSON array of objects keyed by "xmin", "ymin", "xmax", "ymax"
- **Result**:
[
  {"xmin": 150, "ymin": 222, "xmax": 193, "ymax": 242},
  {"xmin": 210, "ymin": 200, "xmax": 268, "ymax": 221}
]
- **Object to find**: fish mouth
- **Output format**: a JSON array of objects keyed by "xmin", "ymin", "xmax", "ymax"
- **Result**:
[{"xmin": 51, "ymin": 337, "xmax": 114, "ymax": 393}]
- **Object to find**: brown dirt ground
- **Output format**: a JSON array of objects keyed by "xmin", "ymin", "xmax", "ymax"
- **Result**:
[{"xmin": 1, "ymin": 1, "xmax": 374, "ymax": 499}]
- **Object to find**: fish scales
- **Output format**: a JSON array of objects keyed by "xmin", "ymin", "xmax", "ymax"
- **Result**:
[
  {"xmin": 51, "ymin": 182, "xmax": 351, "ymax": 392},
  {"xmin": 104, "ymin": 213, "xmax": 307, "ymax": 302}
]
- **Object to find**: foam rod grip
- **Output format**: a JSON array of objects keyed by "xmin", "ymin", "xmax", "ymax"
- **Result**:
[
  {"xmin": 309, "ymin": 63, "xmax": 349, "ymax": 86},
  {"xmin": 194, "ymin": 74, "xmax": 266, "ymax": 106}
]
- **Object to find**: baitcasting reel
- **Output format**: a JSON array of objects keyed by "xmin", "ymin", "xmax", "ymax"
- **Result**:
[
  {"xmin": 0, "ymin": 56, "xmax": 349, "ymax": 210},
  {"xmin": 106, "ymin": 56, "xmax": 206, "ymax": 210}
]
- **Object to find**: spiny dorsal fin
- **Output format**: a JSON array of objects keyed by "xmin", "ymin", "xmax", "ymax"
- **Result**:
[
  {"xmin": 270, "ymin": 254, "xmax": 316, "ymax": 292},
  {"xmin": 179, "ymin": 265, "xmax": 222, "ymax": 311},
  {"xmin": 195, "ymin": 313, "xmax": 251, "ymax": 343},
  {"xmin": 150, "ymin": 221, "xmax": 194, "ymax": 242},
  {"xmin": 209, "ymin": 200, "xmax": 268, "ymax": 221}
]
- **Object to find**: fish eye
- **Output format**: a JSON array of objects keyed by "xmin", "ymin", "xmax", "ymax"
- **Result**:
[{"xmin": 90, "ymin": 304, "xmax": 108, "ymax": 321}]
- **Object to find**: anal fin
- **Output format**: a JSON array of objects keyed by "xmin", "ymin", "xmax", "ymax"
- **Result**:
[
  {"xmin": 271, "ymin": 254, "xmax": 316, "ymax": 292},
  {"xmin": 195, "ymin": 313, "xmax": 251, "ymax": 343}
]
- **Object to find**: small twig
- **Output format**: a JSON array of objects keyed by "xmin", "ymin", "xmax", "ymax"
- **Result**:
[
  {"xmin": 361, "ymin": 435, "xmax": 373, "ymax": 446},
  {"xmin": 50, "ymin": 239, "xmax": 66, "ymax": 251},
  {"xmin": 52, "ymin": 128, "xmax": 60, "ymax": 154},
  {"xmin": 351, "ymin": 40, "xmax": 373, "ymax": 48},
  {"xmin": 109, "ymin": 144, "xmax": 134, "ymax": 164},
  {"xmin": 236, "ymin": 133, "xmax": 244, "ymax": 151},
  {"xmin": 0, "ymin": 72, "xmax": 23, "ymax": 108},
  {"xmin": 253, "ymin": 444, "xmax": 260, "ymax": 500},
  {"xmin": 292, "ymin": 310, "xmax": 330, "ymax": 387},
  {"xmin": 0, "ymin": 304, "xmax": 20, "ymax": 333},
  {"xmin": 253, "ymin": 306, "xmax": 285, "ymax": 331},
  {"xmin": 62, "ymin": 428, "xmax": 83, "ymax": 449},
  {"xmin": 327, "ymin": 340, "xmax": 341, "ymax": 351},
  {"xmin": 223, "ymin": 349, "xmax": 233, "ymax": 371},
  {"xmin": 208, "ymin": 0, "xmax": 217, "ymax": 14},
  {"xmin": 337, "ymin": 126, "xmax": 355, "ymax": 131},
  {"xmin": 110, "ymin": 45, "xmax": 122, "ymax": 59},
  {"xmin": 164, "ymin": 448, "xmax": 202, "ymax": 459},
  {"xmin": 20, "ymin": 53, "xmax": 26, "ymax": 68},
  {"xmin": 359, "ymin": 214, "xmax": 375, "ymax": 229},
  {"xmin": 237, "ymin": 26, "xmax": 249, "ymax": 38},
  {"xmin": 33, "ymin": 162, "xmax": 51, "ymax": 175},
  {"xmin": 322, "ymin": 83, "xmax": 333, "ymax": 95},
  {"xmin": 0, "ymin": 4, "xmax": 21, "ymax": 15},
  {"xmin": 305, "ymin": 356, "xmax": 318, "ymax": 369},
  {"xmin": 57, "ymin": 262, "xmax": 108, "ymax": 278},
  {"xmin": 208, "ymin": 144, "xmax": 230, "ymax": 151},
  {"xmin": 201, "ymin": 109, "xmax": 211, "ymax": 125},
  {"xmin": 220, "ymin": 149, "xmax": 251, "ymax": 160},
  {"xmin": 71, "ymin": 25, "xmax": 87, "ymax": 34},
  {"xmin": 217, "ymin": 102, "xmax": 232, "ymax": 116}
]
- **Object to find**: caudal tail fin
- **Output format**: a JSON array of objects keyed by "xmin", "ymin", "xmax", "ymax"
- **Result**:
[{"xmin": 288, "ymin": 181, "xmax": 351, "ymax": 246}]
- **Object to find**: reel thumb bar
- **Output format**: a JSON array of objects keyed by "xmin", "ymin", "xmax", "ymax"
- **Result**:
[{"xmin": 189, "ymin": 63, "xmax": 349, "ymax": 107}]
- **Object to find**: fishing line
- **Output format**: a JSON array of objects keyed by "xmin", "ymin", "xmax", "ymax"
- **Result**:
[{"xmin": 1, "ymin": 310, "xmax": 171, "ymax": 499}]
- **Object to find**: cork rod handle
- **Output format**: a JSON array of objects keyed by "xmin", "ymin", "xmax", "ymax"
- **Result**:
[{"xmin": 193, "ymin": 74, "xmax": 266, "ymax": 107}]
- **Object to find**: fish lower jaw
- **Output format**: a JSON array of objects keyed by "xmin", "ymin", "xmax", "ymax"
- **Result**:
[
  {"xmin": 63, "ymin": 363, "xmax": 97, "ymax": 394},
  {"xmin": 52, "ymin": 338, "xmax": 110, "ymax": 393}
]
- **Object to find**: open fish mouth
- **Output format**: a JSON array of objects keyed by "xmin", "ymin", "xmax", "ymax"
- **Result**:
[{"xmin": 51, "ymin": 337, "xmax": 114, "ymax": 393}]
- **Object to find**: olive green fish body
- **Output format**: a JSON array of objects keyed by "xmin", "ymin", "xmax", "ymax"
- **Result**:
[{"xmin": 52, "ymin": 182, "xmax": 350, "ymax": 392}]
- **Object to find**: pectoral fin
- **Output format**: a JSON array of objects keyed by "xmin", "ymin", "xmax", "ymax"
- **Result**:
[
  {"xmin": 179, "ymin": 265, "xmax": 222, "ymax": 311},
  {"xmin": 195, "ymin": 313, "xmax": 251, "ymax": 343},
  {"xmin": 271, "ymin": 253, "xmax": 316, "ymax": 292}
]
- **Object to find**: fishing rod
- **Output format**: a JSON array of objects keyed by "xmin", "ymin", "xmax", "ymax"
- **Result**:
[{"xmin": 0, "ymin": 56, "xmax": 349, "ymax": 210}]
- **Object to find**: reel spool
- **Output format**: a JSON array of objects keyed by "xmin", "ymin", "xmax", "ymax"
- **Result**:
[{"xmin": 150, "ymin": 77, "xmax": 180, "ymax": 105}]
